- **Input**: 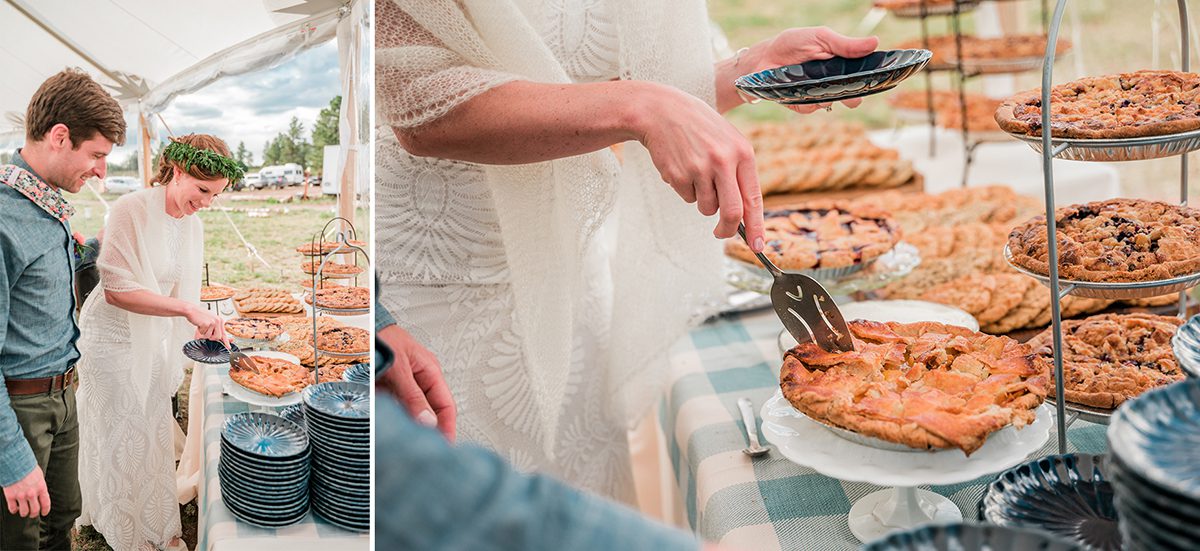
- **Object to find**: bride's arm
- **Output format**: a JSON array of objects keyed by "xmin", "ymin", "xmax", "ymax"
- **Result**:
[
  {"xmin": 396, "ymin": 78, "xmax": 766, "ymax": 247},
  {"xmin": 103, "ymin": 290, "xmax": 228, "ymax": 343}
]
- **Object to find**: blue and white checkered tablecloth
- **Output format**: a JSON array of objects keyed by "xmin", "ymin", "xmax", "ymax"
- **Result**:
[
  {"xmin": 196, "ymin": 363, "xmax": 368, "ymax": 551},
  {"xmin": 660, "ymin": 310, "xmax": 1108, "ymax": 550}
]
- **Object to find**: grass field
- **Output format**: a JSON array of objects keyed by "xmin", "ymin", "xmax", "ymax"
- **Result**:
[{"xmin": 65, "ymin": 189, "xmax": 370, "ymax": 290}]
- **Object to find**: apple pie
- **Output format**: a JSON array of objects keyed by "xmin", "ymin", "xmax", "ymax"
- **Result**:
[
  {"xmin": 1008, "ymin": 198, "xmax": 1200, "ymax": 282},
  {"xmin": 725, "ymin": 202, "xmax": 901, "ymax": 271},
  {"xmin": 295, "ymin": 240, "xmax": 367, "ymax": 255},
  {"xmin": 780, "ymin": 320, "xmax": 1051, "ymax": 454},
  {"xmin": 1026, "ymin": 313, "xmax": 1184, "ymax": 409},
  {"xmin": 305, "ymin": 286, "xmax": 370, "ymax": 310},
  {"xmin": 996, "ymin": 70, "xmax": 1200, "ymax": 139},
  {"xmin": 300, "ymin": 260, "xmax": 365, "ymax": 276},
  {"xmin": 224, "ymin": 317, "xmax": 284, "ymax": 340},
  {"xmin": 200, "ymin": 285, "xmax": 236, "ymax": 302},
  {"xmin": 229, "ymin": 356, "xmax": 309, "ymax": 397}
]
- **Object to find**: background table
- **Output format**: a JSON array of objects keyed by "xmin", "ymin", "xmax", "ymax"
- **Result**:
[
  {"xmin": 656, "ymin": 309, "xmax": 1108, "ymax": 550},
  {"xmin": 191, "ymin": 362, "xmax": 368, "ymax": 551}
]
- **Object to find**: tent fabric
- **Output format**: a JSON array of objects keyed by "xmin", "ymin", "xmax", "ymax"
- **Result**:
[{"xmin": 0, "ymin": 0, "xmax": 342, "ymax": 138}]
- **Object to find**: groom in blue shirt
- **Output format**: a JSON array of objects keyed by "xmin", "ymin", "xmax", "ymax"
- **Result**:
[{"xmin": 0, "ymin": 68, "xmax": 125, "ymax": 550}]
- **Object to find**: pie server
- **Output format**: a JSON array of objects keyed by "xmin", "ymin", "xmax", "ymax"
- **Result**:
[
  {"xmin": 737, "ymin": 222, "xmax": 855, "ymax": 352},
  {"xmin": 227, "ymin": 345, "xmax": 261, "ymax": 374}
]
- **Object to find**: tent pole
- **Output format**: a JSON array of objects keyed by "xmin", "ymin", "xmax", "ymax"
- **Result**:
[{"xmin": 139, "ymin": 110, "xmax": 153, "ymax": 187}]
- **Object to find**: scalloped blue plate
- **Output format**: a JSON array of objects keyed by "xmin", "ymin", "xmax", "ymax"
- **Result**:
[
  {"xmin": 279, "ymin": 403, "xmax": 306, "ymax": 428},
  {"xmin": 735, "ymin": 49, "xmax": 931, "ymax": 105},
  {"xmin": 302, "ymin": 382, "xmax": 369, "ymax": 420},
  {"xmin": 1107, "ymin": 379, "xmax": 1200, "ymax": 501},
  {"xmin": 183, "ymin": 339, "xmax": 241, "ymax": 364},
  {"xmin": 1171, "ymin": 314, "xmax": 1200, "ymax": 377},
  {"xmin": 222, "ymin": 413, "xmax": 309, "ymax": 458},
  {"xmin": 862, "ymin": 522, "xmax": 1079, "ymax": 550},
  {"xmin": 981, "ymin": 454, "xmax": 1118, "ymax": 551},
  {"xmin": 343, "ymin": 363, "xmax": 371, "ymax": 385}
]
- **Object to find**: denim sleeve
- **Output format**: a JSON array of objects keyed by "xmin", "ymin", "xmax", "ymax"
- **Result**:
[
  {"xmin": 0, "ymin": 236, "xmax": 38, "ymax": 487},
  {"xmin": 374, "ymin": 278, "xmax": 396, "ymax": 378},
  {"xmin": 375, "ymin": 397, "xmax": 701, "ymax": 551}
]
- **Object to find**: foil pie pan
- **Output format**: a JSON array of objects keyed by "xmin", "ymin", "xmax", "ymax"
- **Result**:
[
  {"xmin": 727, "ymin": 241, "xmax": 920, "ymax": 296},
  {"xmin": 1004, "ymin": 244, "xmax": 1200, "ymax": 299},
  {"xmin": 1013, "ymin": 126, "xmax": 1200, "ymax": 162},
  {"xmin": 946, "ymin": 54, "xmax": 1049, "ymax": 75},
  {"xmin": 1044, "ymin": 397, "xmax": 1113, "ymax": 425}
]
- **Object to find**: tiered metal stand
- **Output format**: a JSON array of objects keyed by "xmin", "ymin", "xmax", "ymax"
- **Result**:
[
  {"xmin": 1024, "ymin": 0, "xmax": 1192, "ymax": 453},
  {"xmin": 304, "ymin": 217, "xmax": 370, "ymax": 385},
  {"xmin": 894, "ymin": 0, "xmax": 1050, "ymax": 183}
]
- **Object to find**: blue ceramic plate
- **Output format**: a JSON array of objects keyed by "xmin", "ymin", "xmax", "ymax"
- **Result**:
[
  {"xmin": 222, "ymin": 494, "xmax": 309, "ymax": 528},
  {"xmin": 183, "ymin": 339, "xmax": 241, "ymax": 364},
  {"xmin": 1106, "ymin": 379, "xmax": 1200, "ymax": 501},
  {"xmin": 303, "ymin": 406, "xmax": 370, "ymax": 432},
  {"xmin": 302, "ymin": 382, "xmax": 370, "ymax": 420},
  {"xmin": 343, "ymin": 363, "xmax": 371, "ymax": 385},
  {"xmin": 220, "ymin": 441, "xmax": 310, "ymax": 471},
  {"xmin": 222, "ymin": 413, "xmax": 309, "ymax": 458},
  {"xmin": 862, "ymin": 522, "xmax": 1078, "ymax": 551},
  {"xmin": 279, "ymin": 403, "xmax": 306, "ymax": 428},
  {"xmin": 735, "ymin": 49, "xmax": 931, "ymax": 105},
  {"xmin": 981, "ymin": 454, "xmax": 1118, "ymax": 551},
  {"xmin": 1171, "ymin": 314, "xmax": 1200, "ymax": 377}
]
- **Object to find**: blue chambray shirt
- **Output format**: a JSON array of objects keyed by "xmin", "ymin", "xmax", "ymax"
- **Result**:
[
  {"xmin": 374, "ymin": 294, "xmax": 700, "ymax": 550},
  {"xmin": 0, "ymin": 150, "xmax": 80, "ymax": 486}
]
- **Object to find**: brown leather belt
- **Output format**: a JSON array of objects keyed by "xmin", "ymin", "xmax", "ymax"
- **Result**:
[{"xmin": 6, "ymin": 367, "xmax": 76, "ymax": 396}]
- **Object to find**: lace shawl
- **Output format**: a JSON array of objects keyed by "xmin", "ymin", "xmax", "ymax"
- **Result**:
[
  {"xmin": 379, "ymin": 0, "xmax": 726, "ymax": 447},
  {"xmin": 96, "ymin": 187, "xmax": 202, "ymax": 410}
]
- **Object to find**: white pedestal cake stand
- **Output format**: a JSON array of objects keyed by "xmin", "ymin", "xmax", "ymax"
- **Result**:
[{"xmin": 760, "ymin": 391, "xmax": 1052, "ymax": 542}]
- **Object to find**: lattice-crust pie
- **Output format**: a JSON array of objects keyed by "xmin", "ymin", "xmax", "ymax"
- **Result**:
[
  {"xmin": 725, "ymin": 202, "xmax": 901, "ymax": 271},
  {"xmin": 225, "ymin": 317, "xmax": 284, "ymax": 340},
  {"xmin": 230, "ymin": 357, "xmax": 309, "ymax": 397},
  {"xmin": 780, "ymin": 320, "xmax": 1051, "ymax": 455},
  {"xmin": 1008, "ymin": 198, "xmax": 1200, "ymax": 282},
  {"xmin": 1026, "ymin": 313, "xmax": 1184, "ymax": 409},
  {"xmin": 996, "ymin": 71, "xmax": 1200, "ymax": 139}
]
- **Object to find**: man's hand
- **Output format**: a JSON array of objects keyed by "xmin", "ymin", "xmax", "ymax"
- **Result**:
[
  {"xmin": 377, "ymin": 324, "xmax": 457, "ymax": 442},
  {"xmin": 749, "ymin": 27, "xmax": 879, "ymax": 114},
  {"xmin": 3, "ymin": 466, "xmax": 50, "ymax": 518}
]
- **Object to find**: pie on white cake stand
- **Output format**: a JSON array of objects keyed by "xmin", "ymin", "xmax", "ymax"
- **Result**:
[{"xmin": 760, "ymin": 391, "xmax": 1052, "ymax": 542}]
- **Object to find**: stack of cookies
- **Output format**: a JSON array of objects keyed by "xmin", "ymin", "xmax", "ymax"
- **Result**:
[
  {"xmin": 746, "ymin": 121, "xmax": 917, "ymax": 196},
  {"xmin": 233, "ymin": 288, "xmax": 304, "ymax": 316}
]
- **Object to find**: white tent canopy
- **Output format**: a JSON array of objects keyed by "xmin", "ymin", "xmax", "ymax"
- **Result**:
[{"xmin": 1, "ymin": 0, "xmax": 345, "ymax": 136}]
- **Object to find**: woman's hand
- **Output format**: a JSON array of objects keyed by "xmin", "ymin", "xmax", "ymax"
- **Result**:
[
  {"xmin": 717, "ymin": 27, "xmax": 879, "ymax": 114},
  {"xmin": 630, "ymin": 82, "xmax": 765, "ymax": 250},
  {"xmin": 377, "ymin": 324, "xmax": 457, "ymax": 442},
  {"xmin": 185, "ymin": 306, "xmax": 228, "ymax": 346}
]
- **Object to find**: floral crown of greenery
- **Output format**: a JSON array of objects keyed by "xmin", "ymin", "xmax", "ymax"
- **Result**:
[{"xmin": 161, "ymin": 139, "xmax": 247, "ymax": 183}]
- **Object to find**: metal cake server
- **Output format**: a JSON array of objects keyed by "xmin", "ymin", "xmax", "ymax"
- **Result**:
[
  {"xmin": 227, "ymin": 344, "xmax": 260, "ymax": 374},
  {"xmin": 737, "ymin": 223, "xmax": 855, "ymax": 352}
]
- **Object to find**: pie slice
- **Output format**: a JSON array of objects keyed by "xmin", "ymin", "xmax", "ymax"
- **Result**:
[{"xmin": 780, "ymin": 320, "xmax": 1050, "ymax": 455}]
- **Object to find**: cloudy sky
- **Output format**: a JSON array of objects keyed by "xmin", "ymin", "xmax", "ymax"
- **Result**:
[{"xmin": 112, "ymin": 40, "xmax": 341, "ymax": 167}]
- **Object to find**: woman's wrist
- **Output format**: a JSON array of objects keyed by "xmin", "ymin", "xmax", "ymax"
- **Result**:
[
  {"xmin": 611, "ymin": 80, "xmax": 665, "ymax": 144},
  {"xmin": 714, "ymin": 42, "xmax": 765, "ymax": 113}
]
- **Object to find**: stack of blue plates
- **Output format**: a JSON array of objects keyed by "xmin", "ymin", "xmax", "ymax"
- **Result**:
[
  {"xmin": 980, "ymin": 454, "xmax": 1118, "ymax": 550},
  {"xmin": 302, "ymin": 382, "xmax": 369, "ymax": 532},
  {"xmin": 1107, "ymin": 379, "xmax": 1200, "ymax": 550},
  {"xmin": 862, "ymin": 522, "xmax": 1077, "ymax": 550},
  {"xmin": 219, "ymin": 412, "xmax": 310, "ymax": 527}
]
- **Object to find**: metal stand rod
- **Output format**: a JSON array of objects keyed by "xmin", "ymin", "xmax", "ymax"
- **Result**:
[
  {"xmin": 1181, "ymin": 0, "xmax": 1192, "ymax": 321},
  {"xmin": 1041, "ymin": 0, "xmax": 1070, "ymax": 455}
]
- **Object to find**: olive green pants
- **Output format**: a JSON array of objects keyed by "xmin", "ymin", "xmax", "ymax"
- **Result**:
[{"xmin": 0, "ymin": 385, "xmax": 80, "ymax": 551}]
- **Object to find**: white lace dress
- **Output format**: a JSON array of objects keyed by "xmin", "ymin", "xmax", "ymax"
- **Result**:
[
  {"xmin": 76, "ymin": 188, "xmax": 190, "ymax": 551},
  {"xmin": 376, "ymin": 0, "xmax": 638, "ymax": 501}
]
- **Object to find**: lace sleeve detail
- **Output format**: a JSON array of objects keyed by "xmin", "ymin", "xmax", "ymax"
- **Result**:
[
  {"xmin": 97, "ymin": 193, "xmax": 151, "ymax": 294},
  {"xmin": 377, "ymin": 0, "xmax": 517, "ymax": 129}
]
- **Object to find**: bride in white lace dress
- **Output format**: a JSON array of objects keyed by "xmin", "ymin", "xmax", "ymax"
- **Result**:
[
  {"xmin": 76, "ymin": 134, "xmax": 234, "ymax": 551},
  {"xmin": 377, "ymin": 0, "xmax": 876, "ymax": 501}
]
